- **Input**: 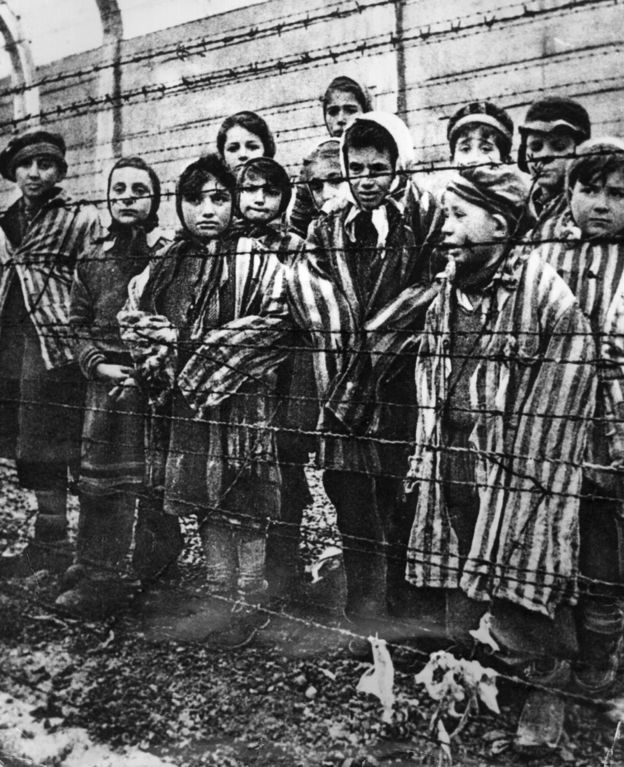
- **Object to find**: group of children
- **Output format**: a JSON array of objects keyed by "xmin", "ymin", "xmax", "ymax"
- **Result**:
[{"xmin": 1, "ymin": 74, "xmax": 624, "ymax": 754}]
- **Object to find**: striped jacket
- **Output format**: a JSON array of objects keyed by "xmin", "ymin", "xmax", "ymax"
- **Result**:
[
  {"xmin": 180, "ymin": 186, "xmax": 441, "ymax": 471},
  {"xmin": 534, "ymin": 208, "xmax": 624, "ymax": 493},
  {"xmin": 0, "ymin": 189, "xmax": 101, "ymax": 369},
  {"xmin": 404, "ymin": 249, "xmax": 595, "ymax": 617}
]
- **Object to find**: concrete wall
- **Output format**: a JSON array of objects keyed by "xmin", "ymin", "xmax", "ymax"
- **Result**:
[{"xmin": 0, "ymin": 0, "xmax": 621, "ymax": 227}]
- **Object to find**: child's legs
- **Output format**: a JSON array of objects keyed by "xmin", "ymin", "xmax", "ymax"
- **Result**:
[
  {"xmin": 235, "ymin": 527, "xmax": 268, "ymax": 597},
  {"xmin": 198, "ymin": 517, "xmax": 237, "ymax": 595},
  {"xmin": 323, "ymin": 469, "xmax": 387, "ymax": 619},
  {"xmin": 577, "ymin": 484, "xmax": 624, "ymax": 660},
  {"xmin": 77, "ymin": 492, "xmax": 136, "ymax": 579},
  {"xmin": 133, "ymin": 494, "xmax": 184, "ymax": 581}
]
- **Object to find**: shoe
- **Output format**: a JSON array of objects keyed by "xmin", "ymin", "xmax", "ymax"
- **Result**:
[
  {"xmin": 572, "ymin": 632, "xmax": 623, "ymax": 698},
  {"xmin": 513, "ymin": 659, "xmax": 569, "ymax": 756},
  {"xmin": 513, "ymin": 689, "xmax": 565, "ymax": 755},
  {"xmin": 209, "ymin": 604, "xmax": 270, "ymax": 649},
  {"xmin": 55, "ymin": 577, "xmax": 134, "ymax": 619},
  {"xmin": 60, "ymin": 563, "xmax": 88, "ymax": 591}
]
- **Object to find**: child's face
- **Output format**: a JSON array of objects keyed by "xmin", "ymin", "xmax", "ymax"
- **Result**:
[
  {"xmin": 525, "ymin": 130, "xmax": 577, "ymax": 193},
  {"xmin": 109, "ymin": 166, "xmax": 154, "ymax": 226},
  {"xmin": 222, "ymin": 126, "xmax": 264, "ymax": 173},
  {"xmin": 14, "ymin": 156, "xmax": 63, "ymax": 202},
  {"xmin": 346, "ymin": 145, "xmax": 394, "ymax": 211},
  {"xmin": 308, "ymin": 156, "xmax": 346, "ymax": 210},
  {"xmin": 570, "ymin": 169, "xmax": 624, "ymax": 238},
  {"xmin": 442, "ymin": 190, "xmax": 505, "ymax": 271},
  {"xmin": 452, "ymin": 126, "xmax": 503, "ymax": 167},
  {"xmin": 181, "ymin": 174, "xmax": 232, "ymax": 240},
  {"xmin": 324, "ymin": 90, "xmax": 363, "ymax": 138},
  {"xmin": 238, "ymin": 169, "xmax": 282, "ymax": 223}
]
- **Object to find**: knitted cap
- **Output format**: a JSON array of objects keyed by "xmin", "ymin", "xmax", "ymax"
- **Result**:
[
  {"xmin": 0, "ymin": 129, "xmax": 67, "ymax": 181},
  {"xmin": 446, "ymin": 166, "xmax": 529, "ymax": 230},
  {"xmin": 447, "ymin": 101, "xmax": 514, "ymax": 158},
  {"xmin": 517, "ymin": 96, "xmax": 590, "ymax": 172}
]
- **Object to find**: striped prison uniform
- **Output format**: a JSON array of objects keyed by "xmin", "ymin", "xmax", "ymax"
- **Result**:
[
  {"xmin": 125, "ymin": 233, "xmax": 288, "ymax": 526},
  {"xmin": 181, "ymin": 184, "xmax": 442, "ymax": 475},
  {"xmin": 532, "ymin": 208, "xmax": 624, "ymax": 492},
  {"xmin": 0, "ymin": 189, "xmax": 101, "ymax": 369},
  {"xmin": 404, "ymin": 249, "xmax": 595, "ymax": 618}
]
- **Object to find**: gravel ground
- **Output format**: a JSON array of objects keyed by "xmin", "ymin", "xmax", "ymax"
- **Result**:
[{"xmin": 1, "ymin": 460, "xmax": 623, "ymax": 767}]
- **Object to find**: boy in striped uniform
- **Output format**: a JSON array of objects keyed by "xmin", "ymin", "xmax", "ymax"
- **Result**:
[
  {"xmin": 533, "ymin": 138, "xmax": 624, "ymax": 698},
  {"xmin": 518, "ymin": 96, "xmax": 591, "ymax": 240},
  {"xmin": 0, "ymin": 130, "xmax": 100, "ymax": 575},
  {"xmin": 405, "ymin": 165, "xmax": 594, "ymax": 754}
]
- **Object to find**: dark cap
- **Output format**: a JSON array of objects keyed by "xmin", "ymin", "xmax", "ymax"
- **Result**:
[
  {"xmin": 518, "ymin": 96, "xmax": 591, "ymax": 172},
  {"xmin": 447, "ymin": 101, "xmax": 514, "ymax": 158},
  {"xmin": 0, "ymin": 129, "xmax": 67, "ymax": 181}
]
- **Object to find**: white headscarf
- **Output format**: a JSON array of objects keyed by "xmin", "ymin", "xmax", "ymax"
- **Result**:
[{"xmin": 339, "ymin": 111, "xmax": 415, "ymax": 249}]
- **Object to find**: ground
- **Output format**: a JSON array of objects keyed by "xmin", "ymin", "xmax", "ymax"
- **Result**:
[{"xmin": 1, "ymin": 460, "xmax": 623, "ymax": 767}]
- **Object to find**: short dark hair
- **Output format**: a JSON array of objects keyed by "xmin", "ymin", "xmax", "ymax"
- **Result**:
[
  {"xmin": 176, "ymin": 153, "xmax": 235, "ymax": 224},
  {"xmin": 343, "ymin": 120, "xmax": 398, "ymax": 170},
  {"xmin": 322, "ymin": 76, "xmax": 372, "ymax": 114},
  {"xmin": 108, "ymin": 155, "xmax": 161, "ymax": 231},
  {"xmin": 568, "ymin": 141, "xmax": 624, "ymax": 191},
  {"xmin": 237, "ymin": 157, "xmax": 292, "ymax": 217},
  {"xmin": 216, "ymin": 111, "xmax": 276, "ymax": 158}
]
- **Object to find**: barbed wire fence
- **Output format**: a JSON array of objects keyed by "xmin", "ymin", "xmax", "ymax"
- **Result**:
[{"xmin": 2, "ymin": 0, "xmax": 624, "ymax": 763}]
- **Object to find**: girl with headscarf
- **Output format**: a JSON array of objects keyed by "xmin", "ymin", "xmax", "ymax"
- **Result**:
[{"xmin": 58, "ymin": 156, "xmax": 181, "ymax": 616}]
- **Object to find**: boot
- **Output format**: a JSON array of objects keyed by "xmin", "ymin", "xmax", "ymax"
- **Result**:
[
  {"xmin": 513, "ymin": 658, "xmax": 569, "ymax": 756},
  {"xmin": 572, "ymin": 598, "xmax": 624, "ymax": 697},
  {"xmin": 55, "ymin": 575, "xmax": 135, "ymax": 619},
  {"xmin": 208, "ymin": 590, "xmax": 270, "ymax": 649}
]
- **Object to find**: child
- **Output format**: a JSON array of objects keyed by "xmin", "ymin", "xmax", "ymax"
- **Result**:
[
  {"xmin": 303, "ymin": 139, "xmax": 347, "ymax": 214},
  {"xmin": 289, "ymin": 75, "xmax": 372, "ymax": 237},
  {"xmin": 0, "ymin": 130, "xmax": 100, "ymax": 575},
  {"xmin": 532, "ymin": 138, "xmax": 624, "ymax": 699},
  {"xmin": 404, "ymin": 165, "xmax": 594, "ymax": 754},
  {"xmin": 322, "ymin": 75, "xmax": 373, "ymax": 139},
  {"xmin": 235, "ymin": 156, "xmax": 311, "ymax": 602},
  {"xmin": 217, "ymin": 111, "xmax": 276, "ymax": 174},
  {"xmin": 55, "ymin": 156, "xmax": 181, "ymax": 616},
  {"xmin": 120, "ymin": 153, "xmax": 287, "ymax": 647},
  {"xmin": 447, "ymin": 100, "xmax": 513, "ymax": 167},
  {"xmin": 518, "ymin": 95, "xmax": 590, "ymax": 238},
  {"xmin": 235, "ymin": 156, "xmax": 303, "ymax": 261}
]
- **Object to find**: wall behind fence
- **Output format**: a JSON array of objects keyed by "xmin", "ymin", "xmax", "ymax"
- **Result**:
[{"xmin": 0, "ymin": 0, "xmax": 621, "ymax": 228}]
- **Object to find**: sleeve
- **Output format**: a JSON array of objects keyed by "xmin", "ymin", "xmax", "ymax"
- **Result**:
[
  {"xmin": 73, "ymin": 204, "xmax": 104, "ymax": 263},
  {"xmin": 177, "ymin": 257, "xmax": 295, "ymax": 415},
  {"xmin": 600, "ymin": 287, "xmax": 624, "ymax": 473},
  {"xmin": 69, "ymin": 262, "xmax": 106, "ymax": 379}
]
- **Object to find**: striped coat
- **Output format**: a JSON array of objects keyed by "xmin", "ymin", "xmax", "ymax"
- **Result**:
[
  {"xmin": 180, "ymin": 187, "xmax": 441, "ymax": 472},
  {"xmin": 405, "ymin": 249, "xmax": 595, "ymax": 617},
  {"xmin": 534, "ymin": 208, "xmax": 624, "ymax": 492},
  {"xmin": 127, "ymin": 233, "xmax": 288, "ymax": 521},
  {"xmin": 0, "ymin": 190, "xmax": 101, "ymax": 369}
]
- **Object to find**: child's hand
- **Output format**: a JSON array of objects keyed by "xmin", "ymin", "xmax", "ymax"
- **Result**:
[{"xmin": 95, "ymin": 362, "xmax": 134, "ymax": 383}]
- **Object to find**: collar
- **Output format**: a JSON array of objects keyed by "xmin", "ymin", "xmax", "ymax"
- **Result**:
[
  {"xmin": 344, "ymin": 202, "xmax": 391, "ymax": 251},
  {"xmin": 101, "ymin": 227, "xmax": 168, "ymax": 252}
]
